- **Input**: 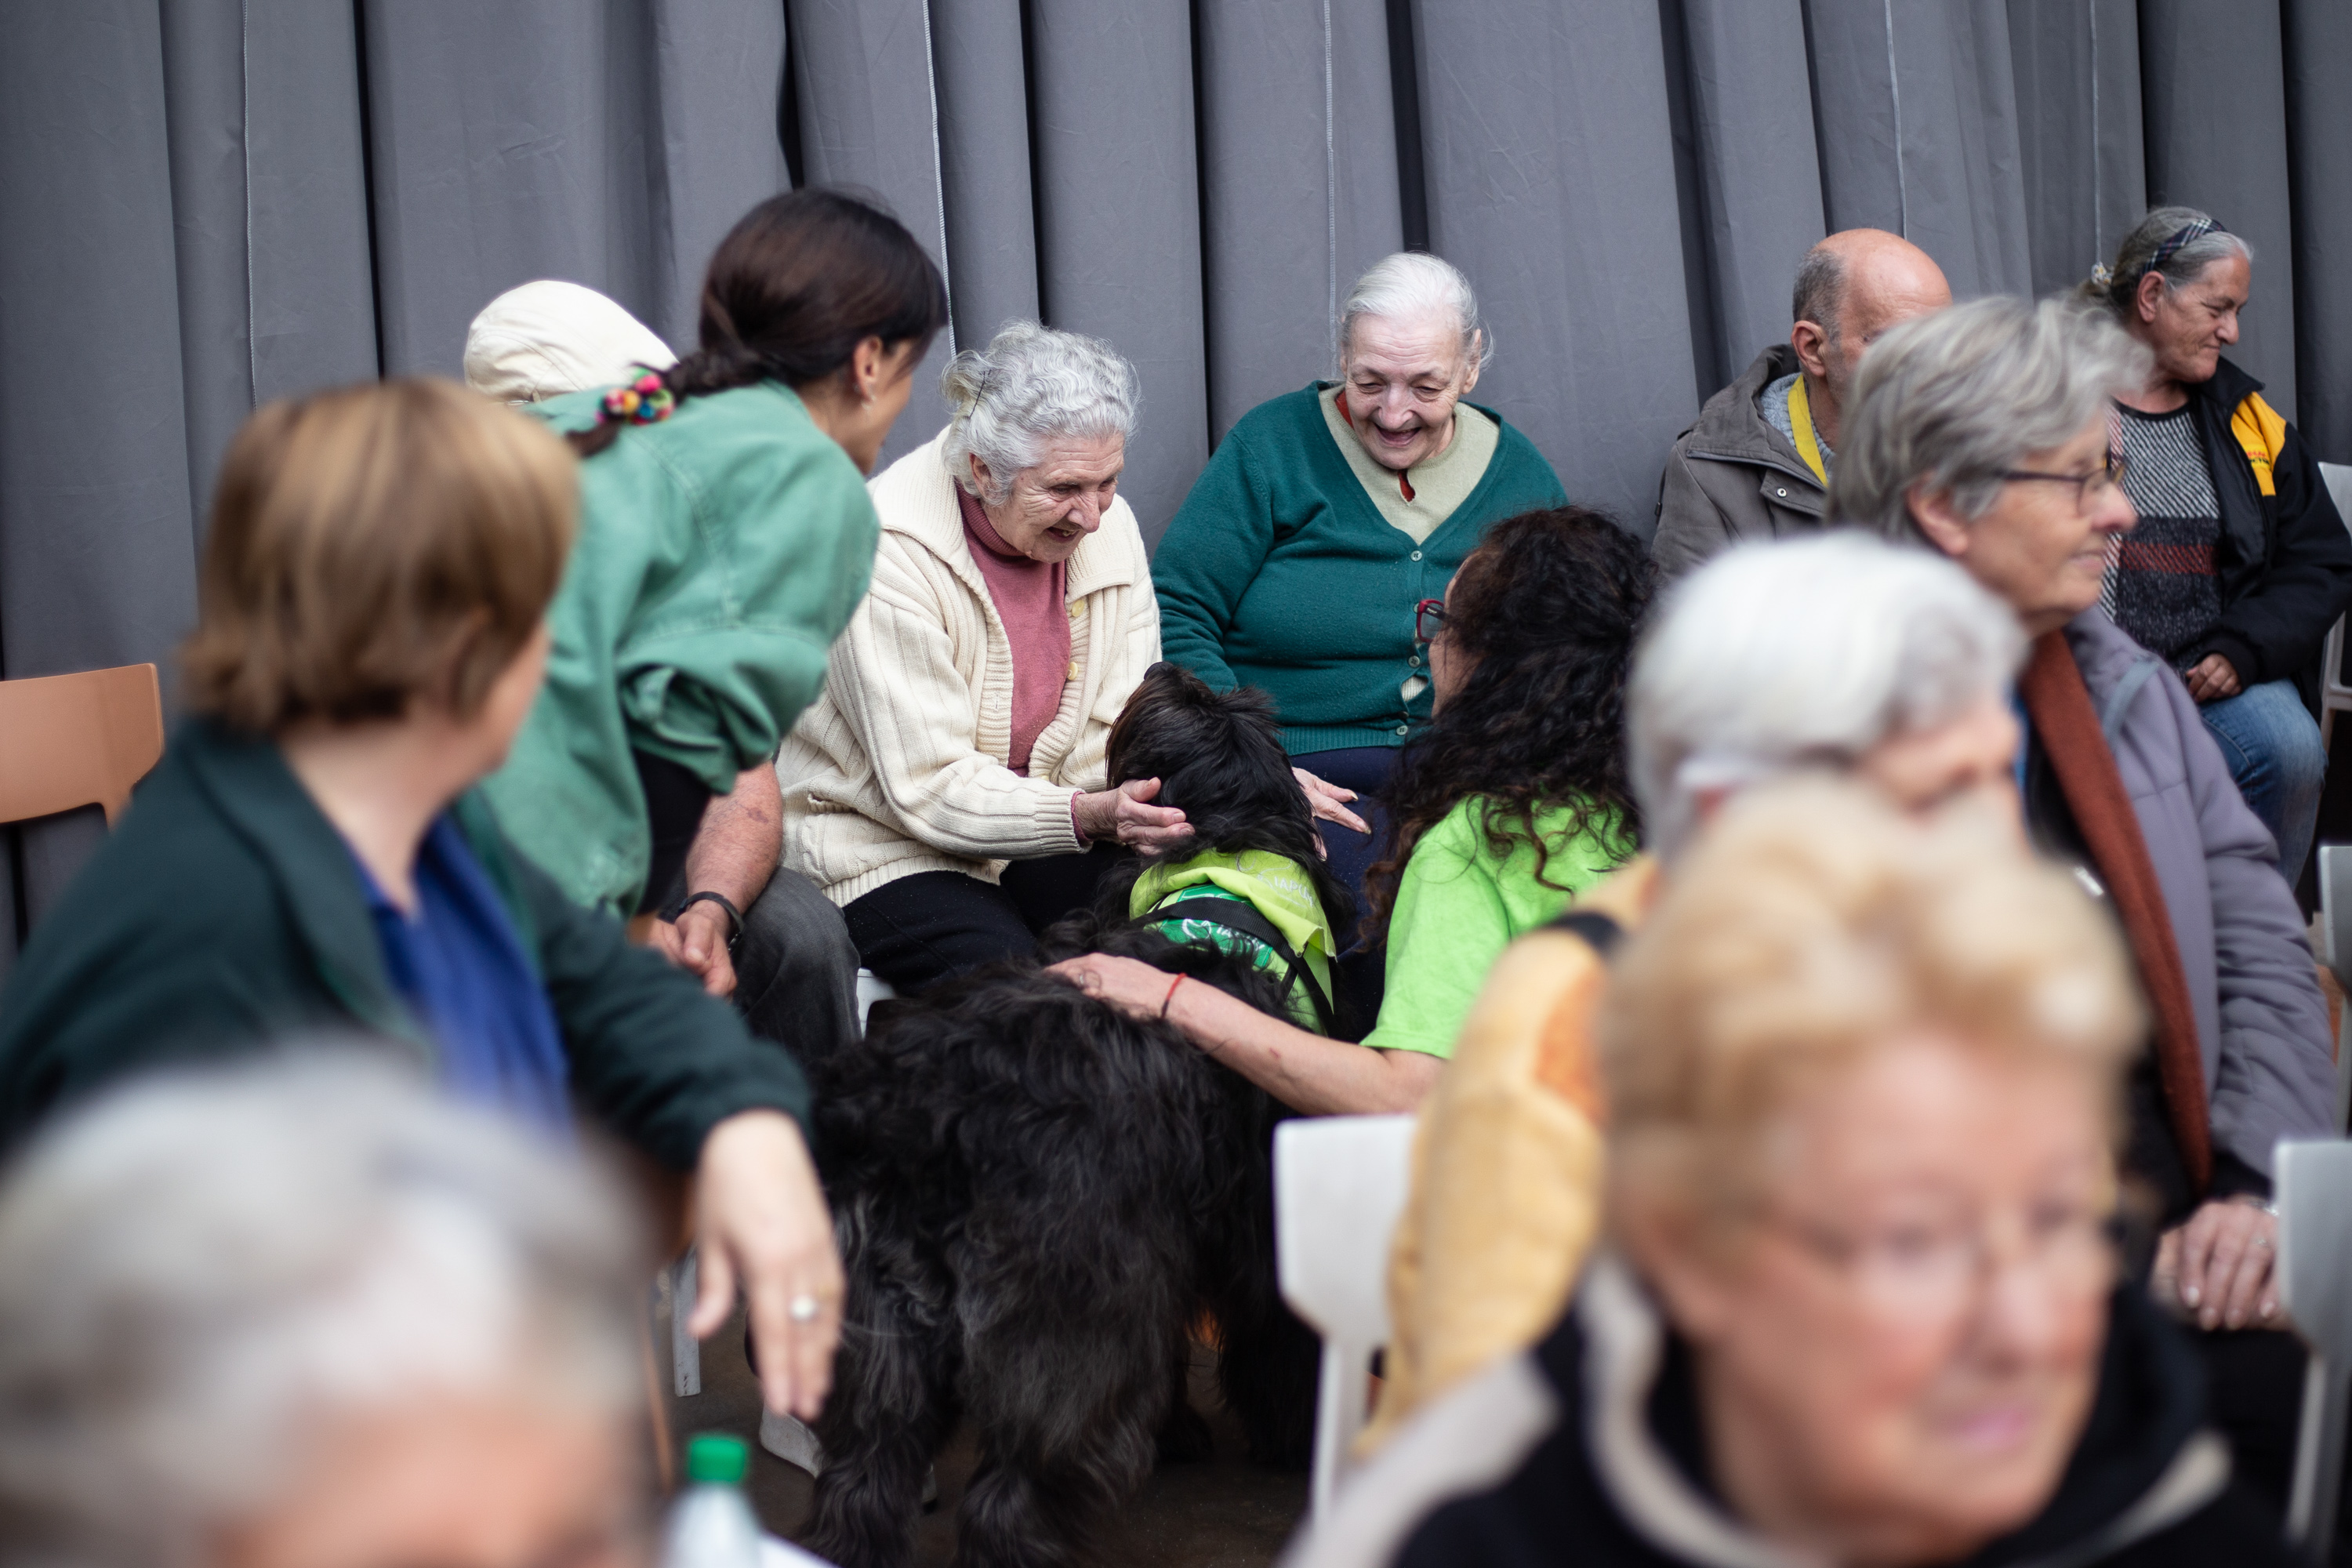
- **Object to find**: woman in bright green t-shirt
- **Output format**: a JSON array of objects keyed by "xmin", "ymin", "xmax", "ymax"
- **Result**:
[{"xmin": 1055, "ymin": 508, "xmax": 1651, "ymax": 1113}]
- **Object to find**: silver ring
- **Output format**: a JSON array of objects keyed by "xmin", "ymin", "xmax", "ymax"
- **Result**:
[
  {"xmin": 788, "ymin": 1293, "xmax": 822, "ymax": 1323},
  {"xmin": 2252, "ymin": 1235, "xmax": 2272, "ymax": 1250}
]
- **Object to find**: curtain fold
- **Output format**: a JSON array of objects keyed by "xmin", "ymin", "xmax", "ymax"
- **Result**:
[
  {"xmin": 0, "ymin": 2, "xmax": 201, "ymax": 956},
  {"xmin": 1416, "ymin": 0, "xmax": 1699, "ymax": 544},
  {"xmin": 1024, "ymin": 0, "xmax": 1208, "ymax": 546},
  {"xmin": 2005, "ymin": 0, "xmax": 2147, "ymax": 301},
  {"xmin": 931, "ymin": 0, "xmax": 1040, "ymax": 360},
  {"xmin": 1668, "ymin": 0, "xmax": 1827, "ymax": 397},
  {"xmin": 2140, "ymin": 0, "xmax": 2299, "ymax": 416},
  {"xmin": 1804, "ymin": 0, "xmax": 2034, "ymax": 300},
  {"xmin": 1196, "ymin": 0, "xmax": 1403, "ymax": 445},
  {"xmin": 786, "ymin": 0, "xmax": 955, "ymax": 474},
  {"xmin": 2282, "ymin": 0, "xmax": 2352, "ymax": 463},
  {"xmin": 7, "ymin": 0, "xmax": 2352, "ymax": 953}
]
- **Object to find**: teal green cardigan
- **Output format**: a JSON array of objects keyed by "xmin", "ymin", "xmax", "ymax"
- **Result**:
[
  {"xmin": 1155, "ymin": 385, "xmax": 1568, "ymax": 754},
  {"xmin": 485, "ymin": 381, "xmax": 881, "ymax": 915},
  {"xmin": 0, "ymin": 720, "xmax": 808, "ymax": 1166}
]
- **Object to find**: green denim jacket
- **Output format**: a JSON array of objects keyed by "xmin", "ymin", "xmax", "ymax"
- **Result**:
[
  {"xmin": 485, "ymin": 381, "xmax": 881, "ymax": 914},
  {"xmin": 0, "ymin": 720, "xmax": 808, "ymax": 1167}
]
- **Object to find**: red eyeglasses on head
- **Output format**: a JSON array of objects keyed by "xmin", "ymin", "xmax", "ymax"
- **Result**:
[{"xmin": 1414, "ymin": 597, "xmax": 1448, "ymax": 644}]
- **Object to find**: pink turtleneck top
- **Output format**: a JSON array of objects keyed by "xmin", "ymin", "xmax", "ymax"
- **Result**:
[{"xmin": 956, "ymin": 485, "xmax": 1071, "ymax": 777}]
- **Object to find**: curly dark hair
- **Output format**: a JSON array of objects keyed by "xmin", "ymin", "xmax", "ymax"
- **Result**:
[
  {"xmin": 1092, "ymin": 662, "xmax": 1355, "ymax": 933},
  {"xmin": 1363, "ymin": 506, "xmax": 1653, "ymax": 935}
]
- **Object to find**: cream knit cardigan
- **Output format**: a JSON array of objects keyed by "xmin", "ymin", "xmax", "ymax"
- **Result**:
[{"xmin": 779, "ymin": 428, "xmax": 1162, "ymax": 906}]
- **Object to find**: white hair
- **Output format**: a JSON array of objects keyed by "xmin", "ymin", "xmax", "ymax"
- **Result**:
[
  {"xmin": 939, "ymin": 321, "xmax": 1141, "ymax": 506},
  {"xmin": 1337, "ymin": 252, "xmax": 1492, "ymax": 375},
  {"xmin": 0, "ymin": 1051, "xmax": 647, "ymax": 1568},
  {"xmin": 1629, "ymin": 534, "xmax": 2025, "ymax": 861}
]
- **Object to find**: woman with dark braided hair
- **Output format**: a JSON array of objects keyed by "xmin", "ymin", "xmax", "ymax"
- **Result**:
[
  {"xmin": 1056, "ymin": 507, "xmax": 1647, "ymax": 1114},
  {"xmin": 481, "ymin": 191, "xmax": 947, "ymax": 1018}
]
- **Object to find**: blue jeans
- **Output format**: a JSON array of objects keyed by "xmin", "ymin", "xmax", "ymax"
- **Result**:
[{"xmin": 2199, "ymin": 677, "xmax": 2326, "ymax": 885}]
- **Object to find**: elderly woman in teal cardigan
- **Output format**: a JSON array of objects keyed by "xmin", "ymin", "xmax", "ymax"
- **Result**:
[{"xmin": 1155, "ymin": 252, "xmax": 1568, "ymax": 903}]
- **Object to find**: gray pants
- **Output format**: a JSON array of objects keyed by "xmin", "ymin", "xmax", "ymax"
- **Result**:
[{"xmin": 733, "ymin": 867, "xmax": 861, "ymax": 1069}]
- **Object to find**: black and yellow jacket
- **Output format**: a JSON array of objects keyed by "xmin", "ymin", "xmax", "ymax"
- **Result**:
[
  {"xmin": 2180, "ymin": 357, "xmax": 2352, "ymax": 704},
  {"xmin": 0, "ymin": 719, "xmax": 809, "ymax": 1163}
]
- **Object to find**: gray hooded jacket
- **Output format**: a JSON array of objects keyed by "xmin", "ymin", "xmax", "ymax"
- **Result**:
[
  {"xmin": 1651, "ymin": 344, "xmax": 1828, "ymax": 579},
  {"xmin": 2055, "ymin": 608, "xmax": 2334, "ymax": 1181}
]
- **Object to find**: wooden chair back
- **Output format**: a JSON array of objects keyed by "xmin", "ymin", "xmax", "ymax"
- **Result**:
[{"xmin": 0, "ymin": 664, "xmax": 165, "ymax": 826}]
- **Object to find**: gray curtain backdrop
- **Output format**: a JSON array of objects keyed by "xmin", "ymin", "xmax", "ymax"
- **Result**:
[{"xmin": 5, "ymin": 0, "xmax": 2350, "ymax": 961}]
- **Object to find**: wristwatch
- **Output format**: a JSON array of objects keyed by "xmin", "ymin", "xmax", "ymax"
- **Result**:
[{"xmin": 664, "ymin": 889, "xmax": 744, "ymax": 953}]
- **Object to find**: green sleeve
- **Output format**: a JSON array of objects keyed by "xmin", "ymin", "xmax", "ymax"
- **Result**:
[
  {"xmin": 1154, "ymin": 429, "xmax": 1275, "ymax": 693},
  {"xmin": 503, "ymin": 829, "xmax": 811, "ymax": 1170},
  {"xmin": 1361, "ymin": 815, "xmax": 1515, "ymax": 1060},
  {"xmin": 1500, "ymin": 424, "xmax": 1570, "ymax": 511},
  {"xmin": 619, "ymin": 450, "xmax": 880, "ymax": 793}
]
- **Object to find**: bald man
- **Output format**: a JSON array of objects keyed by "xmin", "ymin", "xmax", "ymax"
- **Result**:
[{"xmin": 1653, "ymin": 230, "xmax": 1950, "ymax": 576}]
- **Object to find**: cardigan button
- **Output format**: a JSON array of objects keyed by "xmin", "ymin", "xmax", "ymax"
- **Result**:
[
  {"xmin": 1065, "ymin": 662, "xmax": 1078, "ymax": 681},
  {"xmin": 1396, "ymin": 724, "xmax": 1410, "ymax": 736},
  {"xmin": 1410, "ymin": 550, "xmax": 1422, "ymax": 561}
]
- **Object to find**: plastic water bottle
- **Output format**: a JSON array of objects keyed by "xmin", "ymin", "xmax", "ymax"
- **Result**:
[{"xmin": 663, "ymin": 1433, "xmax": 763, "ymax": 1568}]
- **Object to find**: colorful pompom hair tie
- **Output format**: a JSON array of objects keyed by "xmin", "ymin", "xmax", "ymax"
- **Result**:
[{"xmin": 599, "ymin": 368, "xmax": 675, "ymax": 426}]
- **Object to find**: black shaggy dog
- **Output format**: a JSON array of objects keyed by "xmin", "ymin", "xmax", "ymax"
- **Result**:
[
  {"xmin": 800, "ymin": 666, "xmax": 1330, "ymax": 1568},
  {"xmin": 1082, "ymin": 662, "xmax": 1359, "ymax": 1036}
]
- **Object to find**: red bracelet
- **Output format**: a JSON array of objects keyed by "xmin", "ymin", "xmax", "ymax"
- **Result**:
[{"xmin": 1160, "ymin": 973, "xmax": 1187, "ymax": 1019}]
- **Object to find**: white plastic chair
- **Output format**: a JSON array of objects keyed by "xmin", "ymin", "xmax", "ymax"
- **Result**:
[
  {"xmin": 2279, "ymin": 1139, "xmax": 2352, "ymax": 1562},
  {"xmin": 2314, "ymin": 463, "xmax": 2352, "ymax": 751},
  {"xmin": 855, "ymin": 967, "xmax": 896, "ymax": 1033},
  {"xmin": 1273, "ymin": 1113, "xmax": 1418, "ymax": 1520},
  {"xmin": 2314, "ymin": 846, "xmax": 2352, "ymax": 1136}
]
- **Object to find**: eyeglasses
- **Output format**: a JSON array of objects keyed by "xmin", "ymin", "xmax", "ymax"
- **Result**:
[
  {"xmin": 1414, "ymin": 597, "xmax": 1448, "ymax": 644},
  {"xmin": 2000, "ymin": 450, "xmax": 2130, "ymax": 513},
  {"xmin": 1761, "ymin": 1200, "xmax": 2119, "ymax": 1322}
]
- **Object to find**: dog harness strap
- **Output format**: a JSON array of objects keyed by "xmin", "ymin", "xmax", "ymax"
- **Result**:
[
  {"xmin": 1149, "ymin": 896, "xmax": 1337, "ymax": 1035},
  {"xmin": 1545, "ymin": 909, "xmax": 1624, "ymax": 960}
]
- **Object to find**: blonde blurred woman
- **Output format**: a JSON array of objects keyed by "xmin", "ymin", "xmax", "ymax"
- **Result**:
[{"xmin": 1296, "ymin": 779, "xmax": 2296, "ymax": 1568}]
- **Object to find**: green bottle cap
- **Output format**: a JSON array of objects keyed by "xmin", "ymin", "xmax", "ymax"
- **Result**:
[{"xmin": 684, "ymin": 1432, "xmax": 750, "ymax": 1486}]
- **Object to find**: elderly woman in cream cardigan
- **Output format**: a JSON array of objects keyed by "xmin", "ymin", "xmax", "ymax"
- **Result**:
[{"xmin": 781, "ymin": 321, "xmax": 1368, "ymax": 994}]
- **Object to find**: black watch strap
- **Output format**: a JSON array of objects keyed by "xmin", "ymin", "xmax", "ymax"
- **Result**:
[{"xmin": 673, "ymin": 890, "xmax": 744, "ymax": 950}]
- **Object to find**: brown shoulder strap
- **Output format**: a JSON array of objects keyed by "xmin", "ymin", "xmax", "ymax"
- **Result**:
[{"xmin": 2018, "ymin": 631, "xmax": 2212, "ymax": 1194}]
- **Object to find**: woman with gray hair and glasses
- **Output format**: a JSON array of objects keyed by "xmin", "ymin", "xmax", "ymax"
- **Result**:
[
  {"xmin": 0, "ymin": 1053, "xmax": 653, "ymax": 1568},
  {"xmin": 2077, "ymin": 207, "xmax": 2351, "ymax": 887},
  {"xmin": 1834, "ymin": 295, "xmax": 2337, "ymax": 1511},
  {"xmin": 781, "ymin": 321, "xmax": 1175, "ymax": 993}
]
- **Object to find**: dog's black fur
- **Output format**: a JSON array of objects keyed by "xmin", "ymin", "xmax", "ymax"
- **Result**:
[
  {"xmin": 1092, "ymin": 662, "xmax": 1355, "ymax": 949},
  {"xmin": 800, "ymin": 666, "xmax": 1335, "ymax": 1567},
  {"xmin": 801, "ymin": 931, "xmax": 1317, "ymax": 1568}
]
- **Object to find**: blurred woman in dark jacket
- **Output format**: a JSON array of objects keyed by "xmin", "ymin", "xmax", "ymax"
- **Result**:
[{"xmin": 0, "ymin": 379, "xmax": 842, "ymax": 1423}]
